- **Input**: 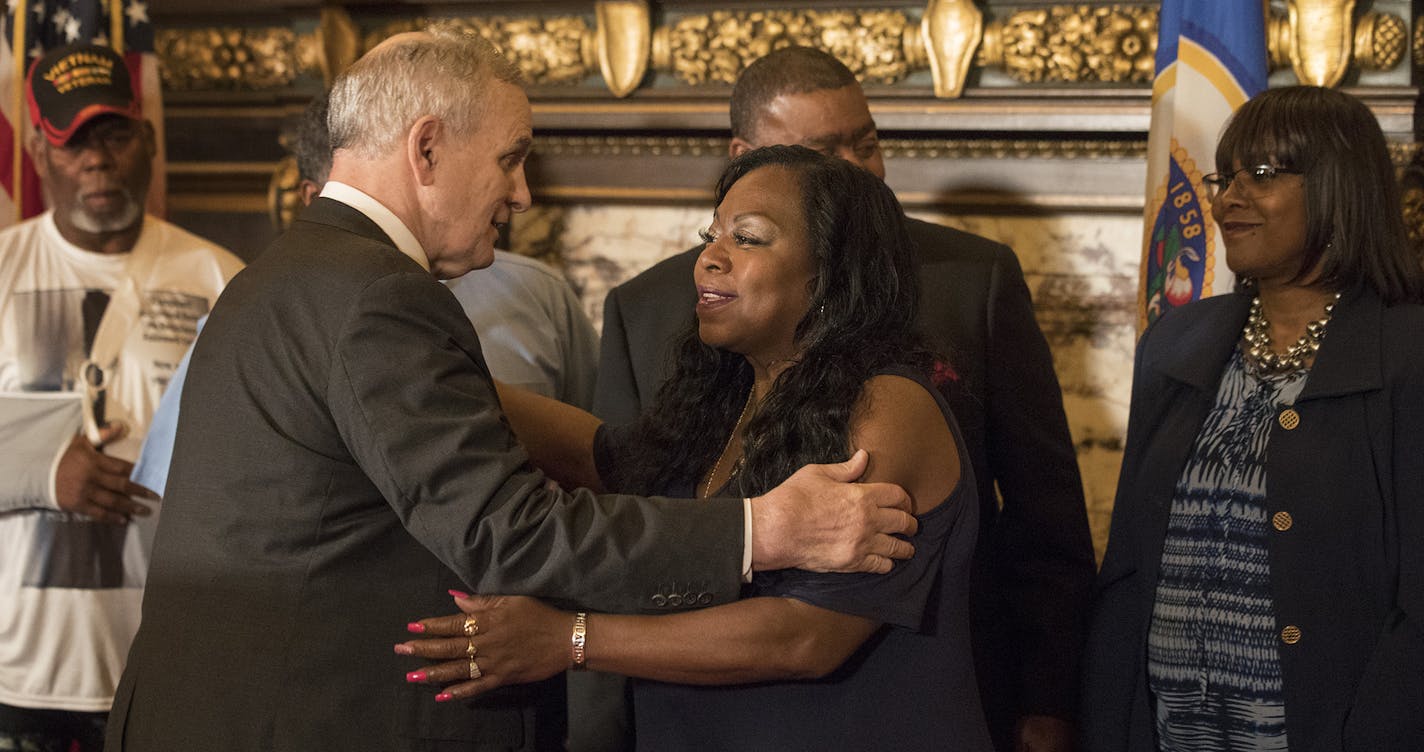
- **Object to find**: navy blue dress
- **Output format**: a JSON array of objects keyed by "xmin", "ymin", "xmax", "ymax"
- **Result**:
[{"xmin": 595, "ymin": 369, "xmax": 992, "ymax": 752}]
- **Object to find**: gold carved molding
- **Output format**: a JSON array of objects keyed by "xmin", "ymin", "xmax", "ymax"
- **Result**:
[
  {"xmin": 979, "ymin": 5, "xmax": 1156, "ymax": 84},
  {"xmin": 919, "ymin": 0, "xmax": 982, "ymax": 97},
  {"xmin": 1398, "ymin": 143, "xmax": 1424, "ymax": 247},
  {"xmin": 1415, "ymin": 17, "xmax": 1424, "ymax": 75},
  {"xmin": 1266, "ymin": 1, "xmax": 1406, "ymax": 87},
  {"xmin": 158, "ymin": 3, "xmax": 1408, "ymax": 97},
  {"xmin": 881, "ymin": 138, "xmax": 1145, "ymax": 160},
  {"xmin": 157, "ymin": 7, "xmax": 358, "ymax": 91},
  {"xmin": 268, "ymin": 155, "xmax": 302, "ymax": 231},
  {"xmin": 1281, "ymin": 0, "xmax": 1355, "ymax": 88},
  {"xmin": 316, "ymin": 7, "xmax": 360, "ymax": 87},
  {"xmin": 222, "ymin": 134, "xmax": 1424, "ymax": 225},
  {"xmin": 597, "ymin": 2, "xmax": 653, "ymax": 97},
  {"xmin": 365, "ymin": 16, "xmax": 595, "ymax": 86},
  {"xmin": 1349, "ymin": 9, "xmax": 1407, "ymax": 73},
  {"xmin": 533, "ymin": 134, "xmax": 1149, "ymax": 161},
  {"xmin": 157, "ymin": 27, "xmax": 312, "ymax": 91},
  {"xmin": 1267, "ymin": 5, "xmax": 1406, "ymax": 86},
  {"xmin": 652, "ymin": 9, "xmax": 916, "ymax": 86}
]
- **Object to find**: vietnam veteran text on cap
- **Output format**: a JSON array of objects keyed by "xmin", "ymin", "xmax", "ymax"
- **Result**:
[{"xmin": 26, "ymin": 43, "xmax": 141, "ymax": 147}]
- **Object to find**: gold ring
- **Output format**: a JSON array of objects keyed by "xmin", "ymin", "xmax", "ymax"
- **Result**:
[
  {"xmin": 468, "ymin": 657, "xmax": 482, "ymax": 680},
  {"xmin": 466, "ymin": 639, "xmax": 477, "ymax": 659},
  {"xmin": 463, "ymin": 614, "xmax": 479, "ymax": 636}
]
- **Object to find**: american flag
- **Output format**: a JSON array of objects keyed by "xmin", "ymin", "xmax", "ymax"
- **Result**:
[{"xmin": 1, "ymin": 0, "xmax": 162, "ymax": 226}]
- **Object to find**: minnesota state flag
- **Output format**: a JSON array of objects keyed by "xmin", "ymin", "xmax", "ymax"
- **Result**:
[{"xmin": 1140, "ymin": 1, "xmax": 1267, "ymax": 328}]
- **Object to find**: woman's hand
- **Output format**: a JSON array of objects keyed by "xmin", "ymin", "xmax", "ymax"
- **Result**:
[{"xmin": 396, "ymin": 592, "xmax": 572, "ymax": 701}]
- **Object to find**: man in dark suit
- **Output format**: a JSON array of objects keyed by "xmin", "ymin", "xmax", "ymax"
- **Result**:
[
  {"xmin": 105, "ymin": 33, "xmax": 916, "ymax": 752},
  {"xmin": 589, "ymin": 47, "xmax": 1096, "ymax": 752}
]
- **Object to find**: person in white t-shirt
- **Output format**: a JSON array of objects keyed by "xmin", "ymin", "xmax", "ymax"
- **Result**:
[{"xmin": 0, "ymin": 43, "xmax": 241, "ymax": 752}]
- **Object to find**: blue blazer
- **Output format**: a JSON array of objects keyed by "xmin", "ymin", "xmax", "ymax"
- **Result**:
[{"xmin": 1083, "ymin": 287, "xmax": 1424, "ymax": 752}]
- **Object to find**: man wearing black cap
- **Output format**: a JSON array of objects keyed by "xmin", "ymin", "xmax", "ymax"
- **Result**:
[{"xmin": 0, "ymin": 43, "xmax": 241, "ymax": 751}]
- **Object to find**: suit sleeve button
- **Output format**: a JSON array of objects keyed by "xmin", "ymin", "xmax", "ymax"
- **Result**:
[
  {"xmin": 1278, "ymin": 408, "xmax": 1300, "ymax": 430},
  {"xmin": 667, "ymin": 594, "xmax": 683, "ymax": 607},
  {"xmin": 1272, "ymin": 511, "xmax": 1293, "ymax": 531},
  {"xmin": 1280, "ymin": 625, "xmax": 1302, "ymax": 644},
  {"xmin": 651, "ymin": 594, "xmax": 667, "ymax": 607},
  {"xmin": 698, "ymin": 593, "xmax": 713, "ymax": 605}
]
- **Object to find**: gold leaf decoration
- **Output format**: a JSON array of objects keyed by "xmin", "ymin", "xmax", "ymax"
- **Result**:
[
  {"xmin": 157, "ymin": 27, "xmax": 306, "ymax": 91},
  {"xmin": 1354, "ymin": 11, "xmax": 1406, "ymax": 71},
  {"xmin": 365, "ymin": 16, "xmax": 594, "ymax": 86},
  {"xmin": 980, "ymin": 5, "xmax": 1156, "ymax": 84},
  {"xmin": 653, "ymin": 9, "xmax": 912, "ymax": 86}
]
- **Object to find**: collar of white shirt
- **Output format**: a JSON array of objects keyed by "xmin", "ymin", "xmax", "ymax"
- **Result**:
[{"xmin": 318, "ymin": 181, "xmax": 430, "ymax": 272}]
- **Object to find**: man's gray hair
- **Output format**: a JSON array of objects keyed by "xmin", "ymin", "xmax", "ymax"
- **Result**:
[{"xmin": 328, "ymin": 31, "xmax": 524, "ymax": 158}]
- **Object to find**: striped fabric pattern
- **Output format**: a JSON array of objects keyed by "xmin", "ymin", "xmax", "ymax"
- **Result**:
[{"xmin": 1146, "ymin": 348, "xmax": 1306, "ymax": 751}]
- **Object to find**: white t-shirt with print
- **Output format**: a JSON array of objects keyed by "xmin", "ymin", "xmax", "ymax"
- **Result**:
[{"xmin": 0, "ymin": 211, "xmax": 242, "ymax": 711}]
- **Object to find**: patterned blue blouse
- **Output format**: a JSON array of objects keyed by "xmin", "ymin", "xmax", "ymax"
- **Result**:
[{"xmin": 1147, "ymin": 347, "xmax": 1307, "ymax": 751}]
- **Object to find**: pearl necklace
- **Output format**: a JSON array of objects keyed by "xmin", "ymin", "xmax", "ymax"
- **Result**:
[
  {"xmin": 1241, "ymin": 292, "xmax": 1341, "ymax": 376},
  {"xmin": 702, "ymin": 387, "xmax": 755, "ymax": 499}
]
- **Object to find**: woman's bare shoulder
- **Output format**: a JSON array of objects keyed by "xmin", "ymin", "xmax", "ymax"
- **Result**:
[{"xmin": 849, "ymin": 374, "xmax": 961, "ymax": 515}]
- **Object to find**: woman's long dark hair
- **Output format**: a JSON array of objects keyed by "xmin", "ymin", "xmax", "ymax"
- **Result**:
[
  {"xmin": 614, "ymin": 145, "xmax": 935, "ymax": 497},
  {"xmin": 1217, "ymin": 86, "xmax": 1424, "ymax": 303}
]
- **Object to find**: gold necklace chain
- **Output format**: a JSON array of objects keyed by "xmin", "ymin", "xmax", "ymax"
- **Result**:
[
  {"xmin": 1242, "ymin": 292, "xmax": 1341, "ymax": 376},
  {"xmin": 702, "ymin": 386, "xmax": 755, "ymax": 499}
]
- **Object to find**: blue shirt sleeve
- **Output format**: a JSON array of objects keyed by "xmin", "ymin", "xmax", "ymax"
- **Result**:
[{"xmin": 130, "ymin": 316, "xmax": 205, "ymax": 496}]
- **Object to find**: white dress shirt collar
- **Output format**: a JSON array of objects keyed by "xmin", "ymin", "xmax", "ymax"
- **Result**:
[{"xmin": 318, "ymin": 181, "xmax": 430, "ymax": 272}]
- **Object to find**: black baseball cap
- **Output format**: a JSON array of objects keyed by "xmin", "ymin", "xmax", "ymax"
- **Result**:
[{"xmin": 26, "ymin": 43, "xmax": 141, "ymax": 147}]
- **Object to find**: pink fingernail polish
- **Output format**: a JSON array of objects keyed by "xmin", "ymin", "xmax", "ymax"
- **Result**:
[
  {"xmin": 393, "ymin": 644, "xmax": 414, "ymax": 656},
  {"xmin": 448, "ymin": 589, "xmax": 471, "ymax": 599},
  {"xmin": 406, "ymin": 670, "xmax": 426, "ymax": 683},
  {"xmin": 406, "ymin": 622, "xmax": 426, "ymax": 634},
  {"xmin": 435, "ymin": 692, "xmax": 453, "ymax": 702}
]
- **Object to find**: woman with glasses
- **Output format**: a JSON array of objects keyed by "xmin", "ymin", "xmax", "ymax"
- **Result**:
[{"xmin": 1082, "ymin": 85, "xmax": 1424, "ymax": 751}]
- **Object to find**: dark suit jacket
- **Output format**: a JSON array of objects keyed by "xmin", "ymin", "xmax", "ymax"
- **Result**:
[
  {"xmin": 594, "ymin": 217, "xmax": 1096, "ymax": 740},
  {"xmin": 107, "ymin": 199, "xmax": 745, "ymax": 752},
  {"xmin": 1082, "ymin": 288, "xmax": 1424, "ymax": 752}
]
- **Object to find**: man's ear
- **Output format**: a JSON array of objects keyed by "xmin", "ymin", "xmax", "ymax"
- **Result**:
[
  {"xmin": 297, "ymin": 179, "xmax": 322, "ymax": 207},
  {"xmin": 407, "ymin": 115, "xmax": 441, "ymax": 186},
  {"xmin": 728, "ymin": 137, "xmax": 755, "ymax": 160},
  {"xmin": 139, "ymin": 120, "xmax": 157, "ymax": 159},
  {"xmin": 26, "ymin": 130, "xmax": 51, "ymax": 182}
]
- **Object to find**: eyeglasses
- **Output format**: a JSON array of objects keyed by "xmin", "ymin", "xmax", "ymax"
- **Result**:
[{"xmin": 1202, "ymin": 164, "xmax": 1301, "ymax": 201}]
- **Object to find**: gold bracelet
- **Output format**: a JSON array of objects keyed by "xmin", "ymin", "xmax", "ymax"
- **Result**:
[{"xmin": 571, "ymin": 612, "xmax": 588, "ymax": 670}]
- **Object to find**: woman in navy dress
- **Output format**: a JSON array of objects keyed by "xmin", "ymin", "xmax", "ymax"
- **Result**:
[{"xmin": 399, "ymin": 146, "xmax": 992, "ymax": 751}]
